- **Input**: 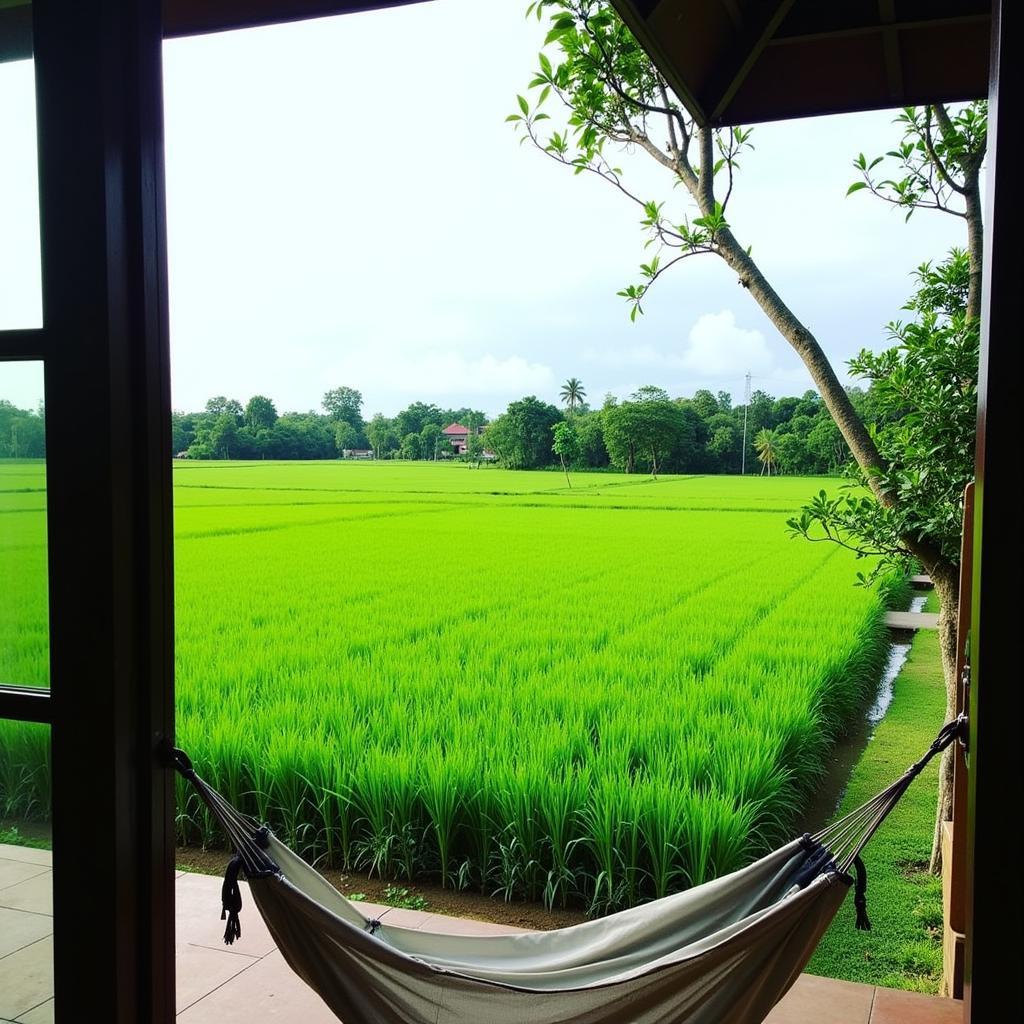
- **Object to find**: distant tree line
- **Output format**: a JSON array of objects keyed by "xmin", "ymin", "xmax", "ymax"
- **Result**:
[
  {"xmin": 485, "ymin": 382, "xmax": 885, "ymax": 476},
  {"xmin": 0, "ymin": 400, "xmax": 46, "ymax": 459},
  {"xmin": 171, "ymin": 389, "xmax": 488, "ymax": 462},
  {"xmin": 163, "ymin": 380, "xmax": 890, "ymax": 475}
]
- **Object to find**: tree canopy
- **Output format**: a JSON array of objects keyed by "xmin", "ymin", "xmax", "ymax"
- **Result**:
[
  {"xmin": 0, "ymin": 400, "xmax": 46, "ymax": 459},
  {"xmin": 485, "ymin": 396, "xmax": 562, "ymax": 469},
  {"xmin": 789, "ymin": 250, "xmax": 978, "ymax": 583},
  {"xmin": 166, "ymin": 383, "xmax": 876, "ymax": 473}
]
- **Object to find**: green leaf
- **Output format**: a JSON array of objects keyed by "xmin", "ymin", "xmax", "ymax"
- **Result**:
[
  {"xmin": 505, "ymin": 114, "xmax": 522, "ymax": 123},
  {"xmin": 544, "ymin": 25, "xmax": 569, "ymax": 44},
  {"xmin": 846, "ymin": 181, "xmax": 869, "ymax": 196},
  {"xmin": 517, "ymin": 94, "xmax": 529, "ymax": 116}
]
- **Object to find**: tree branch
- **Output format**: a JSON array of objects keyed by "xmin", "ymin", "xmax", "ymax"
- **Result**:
[
  {"xmin": 524, "ymin": 120, "xmax": 660, "ymax": 216},
  {"xmin": 921, "ymin": 106, "xmax": 966, "ymax": 195},
  {"xmin": 696, "ymin": 125, "xmax": 715, "ymax": 213},
  {"xmin": 584, "ymin": 18, "xmax": 692, "ymax": 146},
  {"xmin": 658, "ymin": 82, "xmax": 684, "ymax": 164}
]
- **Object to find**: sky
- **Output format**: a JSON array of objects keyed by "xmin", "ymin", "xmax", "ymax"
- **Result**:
[{"xmin": 0, "ymin": 0, "xmax": 968, "ymax": 420}]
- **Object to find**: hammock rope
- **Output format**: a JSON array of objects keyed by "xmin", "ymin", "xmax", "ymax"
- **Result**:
[{"xmin": 169, "ymin": 714, "xmax": 965, "ymax": 1024}]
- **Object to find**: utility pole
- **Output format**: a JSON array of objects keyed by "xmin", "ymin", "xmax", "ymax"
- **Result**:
[{"xmin": 740, "ymin": 371, "xmax": 751, "ymax": 475}]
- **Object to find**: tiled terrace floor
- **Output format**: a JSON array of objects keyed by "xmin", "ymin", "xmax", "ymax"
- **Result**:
[{"xmin": 1, "ymin": 843, "xmax": 962, "ymax": 1023}]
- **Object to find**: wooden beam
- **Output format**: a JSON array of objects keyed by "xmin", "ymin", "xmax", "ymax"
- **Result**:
[
  {"xmin": 0, "ymin": 329, "xmax": 48, "ymax": 362},
  {"xmin": 162, "ymin": 0, "xmax": 427, "ymax": 39},
  {"xmin": 0, "ymin": 686, "xmax": 51, "ymax": 724},
  {"xmin": 611, "ymin": 0, "xmax": 709, "ymax": 125},
  {"xmin": 878, "ymin": 0, "xmax": 904, "ymax": 101},
  {"xmin": 709, "ymin": 0, "xmax": 796, "ymax": 124},
  {"xmin": 768, "ymin": 13, "xmax": 989, "ymax": 48},
  {"xmin": 1, "ymin": 0, "xmax": 428, "ymax": 61}
]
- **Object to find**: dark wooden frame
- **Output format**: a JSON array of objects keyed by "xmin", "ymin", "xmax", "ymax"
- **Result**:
[
  {"xmin": 964, "ymin": 1, "xmax": 1023, "ymax": 1019},
  {"xmin": 1, "ymin": 1, "xmax": 176, "ymax": 1019}
]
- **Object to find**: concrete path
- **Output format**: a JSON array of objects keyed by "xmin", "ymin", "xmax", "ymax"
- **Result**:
[
  {"xmin": 0, "ymin": 843, "xmax": 961, "ymax": 1023},
  {"xmin": 885, "ymin": 610, "xmax": 940, "ymax": 630}
]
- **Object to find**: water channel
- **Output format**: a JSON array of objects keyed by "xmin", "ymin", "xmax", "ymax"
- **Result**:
[{"xmin": 795, "ymin": 594, "xmax": 928, "ymax": 835}]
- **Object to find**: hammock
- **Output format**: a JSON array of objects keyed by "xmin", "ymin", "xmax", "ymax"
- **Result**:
[{"xmin": 172, "ymin": 717, "xmax": 962, "ymax": 1024}]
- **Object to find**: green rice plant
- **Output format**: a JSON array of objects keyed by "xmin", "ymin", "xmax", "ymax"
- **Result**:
[
  {"xmin": 636, "ymin": 777, "xmax": 689, "ymax": 899},
  {"xmin": 0, "ymin": 722, "xmax": 49, "ymax": 821},
  {"xmin": 491, "ymin": 765, "xmax": 548, "ymax": 902},
  {"xmin": 1, "ymin": 461, "xmax": 898, "ymax": 912},
  {"xmin": 580, "ymin": 773, "xmax": 638, "ymax": 914},
  {"xmin": 535, "ymin": 766, "xmax": 590, "ymax": 909},
  {"xmin": 461, "ymin": 779, "xmax": 499, "ymax": 893},
  {"xmin": 264, "ymin": 730, "xmax": 317, "ymax": 853},
  {"xmin": 418, "ymin": 747, "xmax": 469, "ymax": 889}
]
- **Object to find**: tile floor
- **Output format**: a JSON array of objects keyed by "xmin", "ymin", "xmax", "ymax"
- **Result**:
[{"xmin": 0, "ymin": 844, "xmax": 962, "ymax": 1023}]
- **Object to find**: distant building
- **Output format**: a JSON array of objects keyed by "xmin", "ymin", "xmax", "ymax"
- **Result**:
[
  {"xmin": 442, "ymin": 422, "xmax": 484, "ymax": 455},
  {"xmin": 342, "ymin": 448, "xmax": 374, "ymax": 460}
]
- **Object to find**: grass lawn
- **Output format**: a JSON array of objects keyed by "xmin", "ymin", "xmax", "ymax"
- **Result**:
[{"xmin": 807, "ymin": 627, "xmax": 946, "ymax": 991}]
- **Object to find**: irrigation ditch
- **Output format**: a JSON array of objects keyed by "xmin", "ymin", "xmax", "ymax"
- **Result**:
[{"xmin": 795, "ymin": 593, "xmax": 928, "ymax": 837}]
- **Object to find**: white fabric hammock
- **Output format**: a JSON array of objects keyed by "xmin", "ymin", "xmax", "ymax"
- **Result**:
[{"xmin": 172, "ymin": 717, "xmax": 961, "ymax": 1024}]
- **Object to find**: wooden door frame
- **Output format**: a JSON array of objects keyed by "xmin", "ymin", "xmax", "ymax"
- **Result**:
[
  {"xmin": 963, "ymin": 1, "xmax": 1023, "ymax": 1019},
  {"xmin": 0, "ymin": 2, "xmax": 175, "ymax": 1019}
]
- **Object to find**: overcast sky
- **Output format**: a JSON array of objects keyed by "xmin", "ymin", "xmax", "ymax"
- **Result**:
[{"xmin": 1, "ymin": 0, "xmax": 967, "ymax": 419}]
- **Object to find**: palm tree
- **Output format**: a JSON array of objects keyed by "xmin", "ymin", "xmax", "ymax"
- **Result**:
[
  {"xmin": 754, "ymin": 428, "xmax": 778, "ymax": 476},
  {"xmin": 559, "ymin": 377, "xmax": 586, "ymax": 414}
]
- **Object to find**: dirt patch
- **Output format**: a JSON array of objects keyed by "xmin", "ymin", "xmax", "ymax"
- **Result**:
[
  {"xmin": 176, "ymin": 845, "xmax": 587, "ymax": 931},
  {"xmin": 895, "ymin": 856, "xmax": 930, "ymax": 879}
]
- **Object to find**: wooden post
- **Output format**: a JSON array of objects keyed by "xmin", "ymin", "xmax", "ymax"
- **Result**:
[
  {"xmin": 964, "ymin": 2, "xmax": 1024, "ymax": 1017},
  {"xmin": 942, "ymin": 482, "xmax": 973, "ymax": 997}
]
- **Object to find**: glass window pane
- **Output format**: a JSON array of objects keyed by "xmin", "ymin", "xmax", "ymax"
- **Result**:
[
  {"xmin": 0, "ymin": 361, "xmax": 48, "ymax": 687},
  {"xmin": 0, "ymin": 8, "xmax": 42, "ymax": 332},
  {"xmin": 0, "ymin": 719, "xmax": 52, "ymax": 1023}
]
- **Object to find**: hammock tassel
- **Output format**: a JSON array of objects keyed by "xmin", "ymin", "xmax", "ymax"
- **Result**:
[
  {"xmin": 221, "ymin": 854, "xmax": 244, "ymax": 945},
  {"xmin": 852, "ymin": 855, "xmax": 871, "ymax": 931}
]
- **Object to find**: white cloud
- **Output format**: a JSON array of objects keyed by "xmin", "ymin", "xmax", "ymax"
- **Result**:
[{"xmin": 680, "ymin": 311, "xmax": 775, "ymax": 377}]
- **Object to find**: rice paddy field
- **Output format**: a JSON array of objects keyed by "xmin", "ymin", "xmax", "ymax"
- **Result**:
[{"xmin": 0, "ymin": 459, "xmax": 897, "ymax": 912}]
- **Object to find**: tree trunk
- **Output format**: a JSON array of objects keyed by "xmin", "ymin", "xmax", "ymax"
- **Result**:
[
  {"xmin": 692, "ymin": 147, "xmax": 961, "ymax": 876},
  {"xmin": 715, "ymin": 227, "xmax": 890, "ymax": 489},
  {"xmin": 560, "ymin": 454, "xmax": 571, "ymax": 487},
  {"xmin": 928, "ymin": 561, "xmax": 961, "ymax": 873},
  {"xmin": 964, "ymin": 184, "xmax": 984, "ymax": 324},
  {"xmin": 665, "ymin": 125, "xmax": 975, "ymax": 873}
]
